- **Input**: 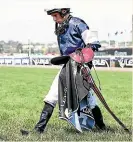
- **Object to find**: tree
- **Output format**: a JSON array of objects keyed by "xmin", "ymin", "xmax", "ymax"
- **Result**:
[
  {"xmin": 0, "ymin": 44, "xmax": 3, "ymax": 53},
  {"xmin": 16, "ymin": 43, "xmax": 23, "ymax": 53}
]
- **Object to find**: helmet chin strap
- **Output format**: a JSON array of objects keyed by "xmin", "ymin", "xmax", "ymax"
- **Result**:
[{"xmin": 54, "ymin": 15, "xmax": 72, "ymax": 36}]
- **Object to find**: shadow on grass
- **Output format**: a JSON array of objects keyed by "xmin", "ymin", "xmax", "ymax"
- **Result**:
[
  {"xmin": 62, "ymin": 125, "xmax": 132, "ymax": 135},
  {"xmin": 17, "ymin": 125, "xmax": 132, "ymax": 141}
]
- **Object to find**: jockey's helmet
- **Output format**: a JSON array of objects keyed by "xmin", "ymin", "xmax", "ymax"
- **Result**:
[{"xmin": 44, "ymin": 3, "xmax": 70, "ymax": 17}]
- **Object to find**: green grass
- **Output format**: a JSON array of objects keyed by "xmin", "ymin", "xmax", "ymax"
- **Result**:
[{"xmin": 0, "ymin": 67, "xmax": 132, "ymax": 141}]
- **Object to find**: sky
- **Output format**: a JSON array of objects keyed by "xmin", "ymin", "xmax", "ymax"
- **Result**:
[{"xmin": 0, "ymin": 0, "xmax": 132, "ymax": 44}]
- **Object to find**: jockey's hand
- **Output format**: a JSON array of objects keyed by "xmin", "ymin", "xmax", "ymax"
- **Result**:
[{"xmin": 86, "ymin": 43, "xmax": 101, "ymax": 51}]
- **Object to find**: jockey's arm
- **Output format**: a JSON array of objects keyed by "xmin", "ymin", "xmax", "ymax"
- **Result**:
[{"xmin": 81, "ymin": 29, "xmax": 101, "ymax": 51}]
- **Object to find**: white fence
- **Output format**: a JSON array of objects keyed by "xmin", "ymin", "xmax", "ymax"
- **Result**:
[
  {"xmin": 0, "ymin": 55, "xmax": 133, "ymax": 68},
  {"xmin": 93, "ymin": 56, "xmax": 133, "ymax": 68}
]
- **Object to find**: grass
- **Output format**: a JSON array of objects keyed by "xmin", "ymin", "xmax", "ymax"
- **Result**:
[{"xmin": 0, "ymin": 67, "xmax": 132, "ymax": 141}]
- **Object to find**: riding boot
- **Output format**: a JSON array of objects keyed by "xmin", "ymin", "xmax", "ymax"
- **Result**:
[
  {"xmin": 34, "ymin": 102, "xmax": 54, "ymax": 133},
  {"xmin": 92, "ymin": 105, "xmax": 106, "ymax": 130}
]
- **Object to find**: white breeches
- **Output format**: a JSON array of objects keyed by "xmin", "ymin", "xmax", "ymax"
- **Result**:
[{"xmin": 44, "ymin": 71, "xmax": 60, "ymax": 107}]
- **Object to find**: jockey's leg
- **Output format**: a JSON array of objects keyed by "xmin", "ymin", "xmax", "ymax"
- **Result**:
[
  {"xmin": 34, "ymin": 102, "xmax": 54, "ymax": 133},
  {"xmin": 43, "ymin": 71, "xmax": 60, "ymax": 107},
  {"xmin": 87, "ymin": 89, "xmax": 106, "ymax": 130},
  {"xmin": 34, "ymin": 71, "xmax": 60, "ymax": 133}
]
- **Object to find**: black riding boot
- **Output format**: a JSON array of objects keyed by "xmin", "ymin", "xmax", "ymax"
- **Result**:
[
  {"xmin": 34, "ymin": 102, "xmax": 54, "ymax": 133},
  {"xmin": 92, "ymin": 105, "xmax": 106, "ymax": 130}
]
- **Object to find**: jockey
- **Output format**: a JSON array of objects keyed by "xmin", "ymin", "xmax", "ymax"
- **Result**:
[{"xmin": 31, "ymin": 4, "xmax": 106, "ymax": 134}]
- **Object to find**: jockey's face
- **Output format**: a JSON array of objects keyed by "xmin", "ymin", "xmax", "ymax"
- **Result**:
[{"xmin": 51, "ymin": 12, "xmax": 64, "ymax": 24}]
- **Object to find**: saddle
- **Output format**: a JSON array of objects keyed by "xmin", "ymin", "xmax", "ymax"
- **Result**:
[{"xmin": 51, "ymin": 48, "xmax": 94, "ymax": 65}]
